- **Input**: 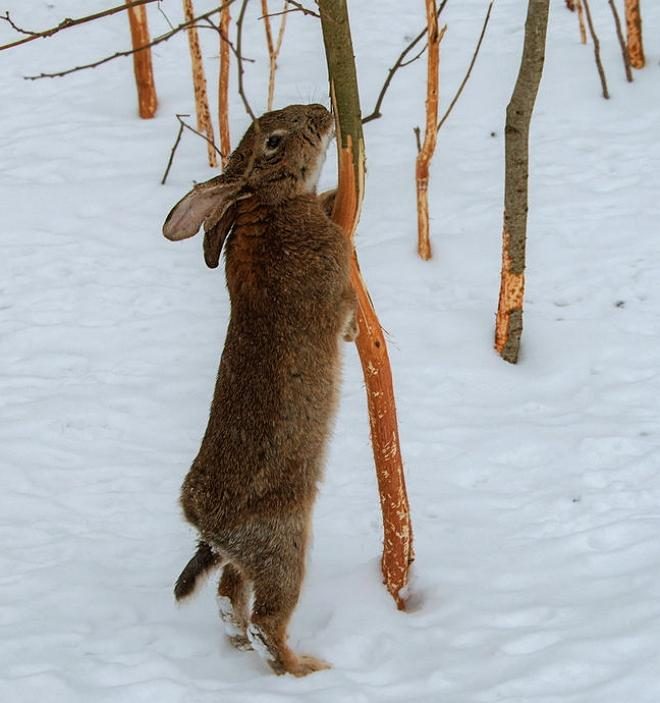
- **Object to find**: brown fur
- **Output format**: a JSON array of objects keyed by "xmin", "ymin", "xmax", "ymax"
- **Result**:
[{"xmin": 163, "ymin": 105, "xmax": 357, "ymax": 677}]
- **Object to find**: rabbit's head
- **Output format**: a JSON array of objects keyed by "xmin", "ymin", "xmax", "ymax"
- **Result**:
[{"xmin": 162, "ymin": 104, "xmax": 334, "ymax": 268}]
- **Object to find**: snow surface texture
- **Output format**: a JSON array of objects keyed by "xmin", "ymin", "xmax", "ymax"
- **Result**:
[{"xmin": 2, "ymin": 1, "xmax": 660, "ymax": 701}]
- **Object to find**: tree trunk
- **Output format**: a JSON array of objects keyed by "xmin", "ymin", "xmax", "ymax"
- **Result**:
[
  {"xmin": 582, "ymin": 0, "xmax": 610, "ymax": 99},
  {"xmin": 125, "ymin": 0, "xmax": 158, "ymax": 118},
  {"xmin": 609, "ymin": 0, "xmax": 633, "ymax": 83},
  {"xmin": 218, "ymin": 2, "xmax": 231, "ymax": 167},
  {"xmin": 318, "ymin": 0, "xmax": 413, "ymax": 610},
  {"xmin": 625, "ymin": 0, "xmax": 645, "ymax": 69},
  {"xmin": 415, "ymin": 1, "xmax": 445, "ymax": 261},
  {"xmin": 494, "ymin": 0, "xmax": 549, "ymax": 364},
  {"xmin": 182, "ymin": 0, "xmax": 217, "ymax": 168}
]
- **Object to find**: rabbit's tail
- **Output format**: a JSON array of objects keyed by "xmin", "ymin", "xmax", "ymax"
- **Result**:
[{"xmin": 174, "ymin": 540, "xmax": 223, "ymax": 601}]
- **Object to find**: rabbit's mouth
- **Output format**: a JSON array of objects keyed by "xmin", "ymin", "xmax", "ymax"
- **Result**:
[{"xmin": 302, "ymin": 131, "xmax": 332, "ymax": 193}]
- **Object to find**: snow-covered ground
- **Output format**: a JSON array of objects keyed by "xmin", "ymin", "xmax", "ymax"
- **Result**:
[{"xmin": 2, "ymin": 1, "xmax": 660, "ymax": 701}]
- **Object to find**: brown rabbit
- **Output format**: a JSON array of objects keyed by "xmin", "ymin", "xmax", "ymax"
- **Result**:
[{"xmin": 162, "ymin": 104, "xmax": 357, "ymax": 677}]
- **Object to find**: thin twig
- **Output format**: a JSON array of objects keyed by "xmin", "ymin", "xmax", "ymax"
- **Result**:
[
  {"xmin": 157, "ymin": 0, "xmax": 175, "ymax": 30},
  {"xmin": 262, "ymin": 0, "xmax": 289, "ymax": 110},
  {"xmin": 414, "ymin": 126, "xmax": 422, "ymax": 153},
  {"xmin": 437, "ymin": 1, "xmax": 493, "ymax": 132},
  {"xmin": 162, "ymin": 119, "xmax": 186, "ymax": 185},
  {"xmin": 161, "ymin": 113, "xmax": 226, "ymax": 185},
  {"xmin": 264, "ymin": 0, "xmax": 319, "ymax": 18},
  {"xmin": 608, "ymin": 0, "xmax": 633, "ymax": 82},
  {"xmin": 235, "ymin": 0, "xmax": 257, "ymax": 121},
  {"xmin": 1, "ymin": 11, "xmax": 38, "ymax": 36},
  {"xmin": 197, "ymin": 17, "xmax": 253, "ymax": 62},
  {"xmin": 582, "ymin": 0, "xmax": 610, "ymax": 98},
  {"xmin": 0, "ymin": 0, "xmax": 160, "ymax": 52},
  {"xmin": 362, "ymin": 0, "xmax": 449, "ymax": 124},
  {"xmin": 23, "ymin": 3, "xmax": 235, "ymax": 80}
]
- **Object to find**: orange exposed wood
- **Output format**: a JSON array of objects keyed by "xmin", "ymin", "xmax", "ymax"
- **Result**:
[
  {"xmin": 576, "ymin": 0, "xmax": 587, "ymax": 45},
  {"xmin": 319, "ymin": 0, "xmax": 412, "ymax": 609},
  {"xmin": 415, "ymin": 3, "xmax": 445, "ymax": 261},
  {"xmin": 125, "ymin": 0, "xmax": 158, "ymax": 118},
  {"xmin": 335, "ymin": 134, "xmax": 413, "ymax": 610},
  {"xmin": 625, "ymin": 0, "xmax": 645, "ymax": 69},
  {"xmin": 218, "ymin": 3, "xmax": 231, "ymax": 167},
  {"xmin": 182, "ymin": 0, "xmax": 217, "ymax": 167},
  {"xmin": 494, "ymin": 229, "xmax": 525, "ymax": 359}
]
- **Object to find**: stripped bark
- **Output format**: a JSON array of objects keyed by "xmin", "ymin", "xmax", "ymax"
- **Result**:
[
  {"xmin": 566, "ymin": 0, "xmax": 587, "ymax": 45},
  {"xmin": 582, "ymin": 0, "xmax": 610, "ymax": 99},
  {"xmin": 495, "ymin": 0, "xmax": 549, "ymax": 364},
  {"xmin": 261, "ymin": 0, "xmax": 289, "ymax": 111},
  {"xmin": 624, "ymin": 0, "xmax": 645, "ymax": 69},
  {"xmin": 575, "ymin": 0, "xmax": 587, "ymax": 45},
  {"xmin": 415, "ymin": 1, "xmax": 446, "ymax": 261},
  {"xmin": 125, "ymin": 0, "xmax": 158, "ymax": 118},
  {"xmin": 318, "ymin": 0, "xmax": 413, "ymax": 609},
  {"xmin": 608, "ymin": 0, "xmax": 633, "ymax": 82},
  {"xmin": 182, "ymin": 0, "xmax": 217, "ymax": 167},
  {"xmin": 218, "ymin": 2, "xmax": 232, "ymax": 167}
]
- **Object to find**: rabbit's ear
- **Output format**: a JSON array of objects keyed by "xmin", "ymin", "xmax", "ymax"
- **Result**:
[
  {"xmin": 203, "ymin": 203, "xmax": 236, "ymax": 269},
  {"xmin": 163, "ymin": 176, "xmax": 241, "ymax": 242}
]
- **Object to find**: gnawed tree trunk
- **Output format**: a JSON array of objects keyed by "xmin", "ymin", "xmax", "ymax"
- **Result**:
[
  {"xmin": 125, "ymin": 0, "xmax": 158, "ymax": 118},
  {"xmin": 625, "ymin": 0, "xmax": 645, "ymax": 69},
  {"xmin": 218, "ymin": 2, "xmax": 231, "ymax": 167},
  {"xmin": 415, "ymin": 0, "xmax": 445, "ymax": 261},
  {"xmin": 318, "ymin": 0, "xmax": 413, "ymax": 609},
  {"xmin": 495, "ymin": 0, "xmax": 549, "ymax": 364},
  {"xmin": 182, "ymin": 0, "xmax": 217, "ymax": 167}
]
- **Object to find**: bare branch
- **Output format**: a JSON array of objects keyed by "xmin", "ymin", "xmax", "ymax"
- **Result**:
[
  {"xmin": 608, "ymin": 0, "xmax": 633, "ymax": 82},
  {"xmin": 161, "ymin": 118, "xmax": 187, "ymax": 185},
  {"xmin": 261, "ymin": 0, "xmax": 319, "ymax": 18},
  {"xmin": 235, "ymin": 0, "xmax": 257, "ymax": 121},
  {"xmin": 582, "ymin": 0, "xmax": 610, "ymax": 99},
  {"xmin": 196, "ymin": 16, "xmax": 253, "ymax": 63},
  {"xmin": 1, "ymin": 0, "xmax": 160, "ymax": 52},
  {"xmin": 23, "ymin": 3, "xmax": 236, "ymax": 81},
  {"xmin": 362, "ymin": 0, "xmax": 449, "ymax": 124},
  {"xmin": 437, "ymin": 1, "xmax": 493, "ymax": 132},
  {"xmin": 261, "ymin": 0, "xmax": 289, "ymax": 110},
  {"xmin": 162, "ymin": 113, "xmax": 226, "ymax": 184}
]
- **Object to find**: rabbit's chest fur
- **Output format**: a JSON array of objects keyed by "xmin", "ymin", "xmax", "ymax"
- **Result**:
[{"xmin": 184, "ymin": 196, "xmax": 352, "ymax": 527}]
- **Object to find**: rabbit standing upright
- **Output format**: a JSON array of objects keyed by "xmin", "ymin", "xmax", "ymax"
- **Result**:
[{"xmin": 162, "ymin": 104, "xmax": 357, "ymax": 677}]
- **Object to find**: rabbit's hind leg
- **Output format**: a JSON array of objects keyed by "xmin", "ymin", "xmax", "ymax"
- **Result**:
[
  {"xmin": 245, "ymin": 522, "xmax": 330, "ymax": 677},
  {"xmin": 218, "ymin": 563, "xmax": 253, "ymax": 651}
]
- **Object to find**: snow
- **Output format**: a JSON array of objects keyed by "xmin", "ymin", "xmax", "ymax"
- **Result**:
[{"xmin": 2, "ymin": 1, "xmax": 660, "ymax": 701}]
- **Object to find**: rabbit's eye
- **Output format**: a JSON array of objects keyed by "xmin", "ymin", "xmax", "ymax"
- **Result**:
[{"xmin": 265, "ymin": 134, "xmax": 283, "ymax": 150}]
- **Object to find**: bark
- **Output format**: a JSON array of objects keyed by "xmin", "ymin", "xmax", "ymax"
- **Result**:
[
  {"xmin": 609, "ymin": 0, "xmax": 633, "ymax": 82},
  {"xmin": 495, "ymin": 0, "xmax": 549, "ymax": 364},
  {"xmin": 415, "ymin": 1, "xmax": 445, "ymax": 261},
  {"xmin": 125, "ymin": 0, "xmax": 158, "ymax": 118},
  {"xmin": 218, "ymin": 3, "xmax": 231, "ymax": 167},
  {"xmin": 582, "ymin": 0, "xmax": 610, "ymax": 99},
  {"xmin": 182, "ymin": 0, "xmax": 217, "ymax": 167},
  {"xmin": 318, "ymin": 0, "xmax": 413, "ymax": 609},
  {"xmin": 624, "ymin": 0, "xmax": 645, "ymax": 69}
]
